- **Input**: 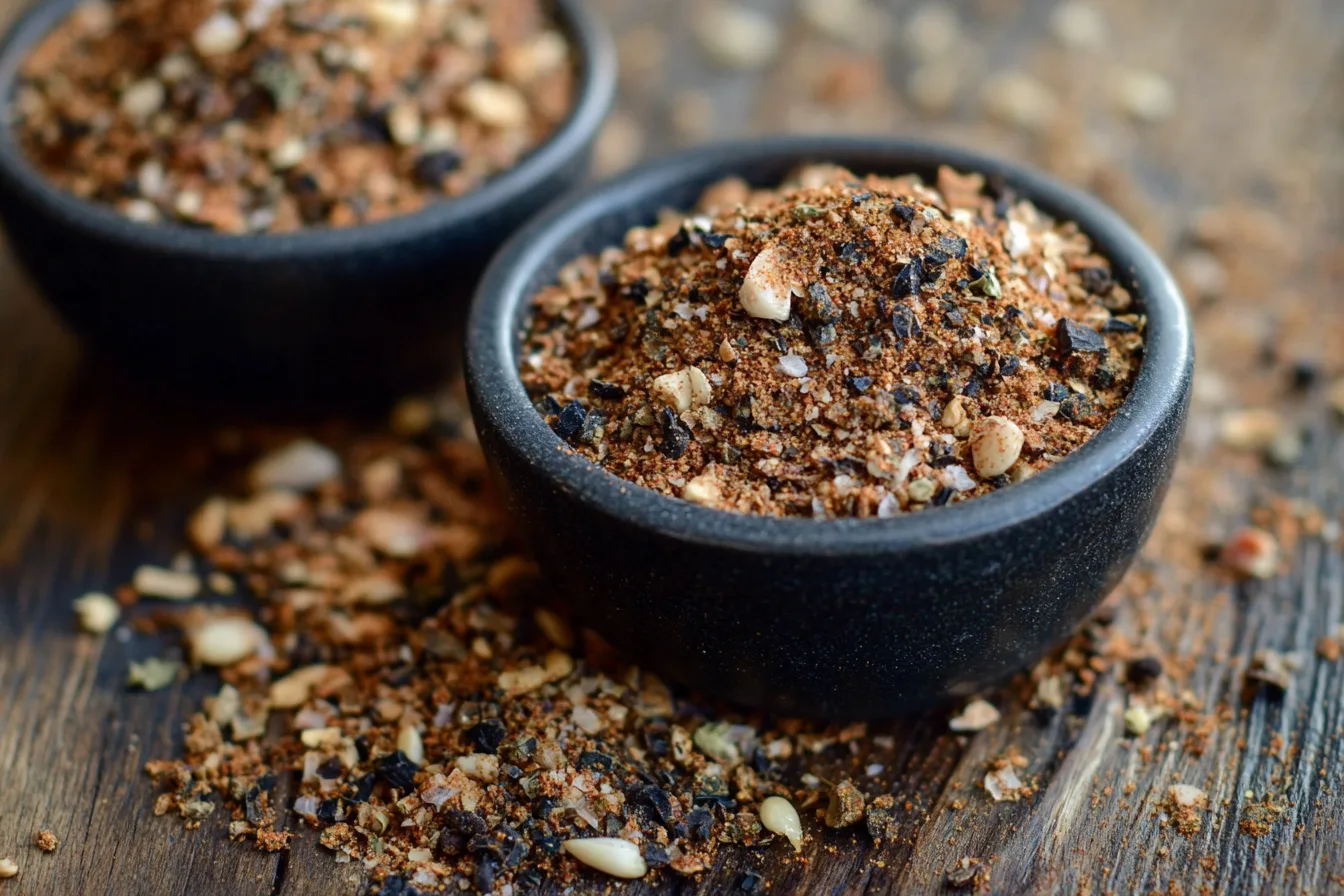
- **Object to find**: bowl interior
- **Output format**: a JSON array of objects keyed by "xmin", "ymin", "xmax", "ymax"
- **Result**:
[
  {"xmin": 0, "ymin": 0, "xmax": 615, "ymax": 256},
  {"xmin": 469, "ymin": 137, "xmax": 1193, "ymax": 554}
]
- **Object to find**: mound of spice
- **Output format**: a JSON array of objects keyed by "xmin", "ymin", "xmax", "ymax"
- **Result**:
[
  {"xmin": 520, "ymin": 164, "xmax": 1145, "ymax": 518},
  {"xmin": 12, "ymin": 0, "xmax": 574, "ymax": 232}
]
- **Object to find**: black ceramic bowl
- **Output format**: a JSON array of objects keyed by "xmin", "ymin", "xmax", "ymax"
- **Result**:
[
  {"xmin": 0, "ymin": 0, "xmax": 614, "ymax": 406},
  {"xmin": 466, "ymin": 137, "xmax": 1193, "ymax": 719}
]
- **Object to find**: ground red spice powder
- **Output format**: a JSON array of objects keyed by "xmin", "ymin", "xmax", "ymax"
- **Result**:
[{"xmin": 520, "ymin": 164, "xmax": 1143, "ymax": 518}]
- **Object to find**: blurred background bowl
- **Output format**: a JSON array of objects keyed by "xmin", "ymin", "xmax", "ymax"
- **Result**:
[{"xmin": 0, "ymin": 0, "xmax": 615, "ymax": 410}]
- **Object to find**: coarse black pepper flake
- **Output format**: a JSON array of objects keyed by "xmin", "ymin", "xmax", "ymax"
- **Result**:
[
  {"xmin": 577, "ymin": 750, "xmax": 615, "ymax": 773},
  {"xmin": 686, "ymin": 806, "xmax": 715, "ymax": 840},
  {"xmin": 621, "ymin": 278, "xmax": 650, "ymax": 302},
  {"xmin": 631, "ymin": 784, "xmax": 676, "ymax": 826},
  {"xmin": 892, "ymin": 201, "xmax": 916, "ymax": 222},
  {"xmin": 667, "ymin": 227, "xmax": 692, "ymax": 257},
  {"xmin": 412, "ymin": 150, "xmax": 463, "ymax": 190},
  {"xmin": 658, "ymin": 408, "xmax": 693, "ymax": 459},
  {"xmin": 1057, "ymin": 319, "xmax": 1108, "ymax": 355},
  {"xmin": 892, "ymin": 259, "xmax": 923, "ymax": 298},
  {"xmin": 443, "ymin": 809, "xmax": 488, "ymax": 835},
  {"xmin": 891, "ymin": 385, "xmax": 922, "ymax": 406},
  {"xmin": 588, "ymin": 379, "xmax": 626, "ymax": 400},
  {"xmin": 740, "ymin": 870, "xmax": 765, "ymax": 892},
  {"xmin": 891, "ymin": 304, "xmax": 919, "ymax": 339},
  {"xmin": 1102, "ymin": 318, "xmax": 1138, "ymax": 333},
  {"xmin": 931, "ymin": 486, "xmax": 956, "ymax": 506},
  {"xmin": 1127, "ymin": 656, "xmax": 1165, "ymax": 684},
  {"xmin": 552, "ymin": 402, "xmax": 587, "ymax": 442},
  {"xmin": 466, "ymin": 719, "xmax": 507, "ymax": 754},
  {"xmin": 837, "ymin": 240, "xmax": 865, "ymax": 262},
  {"xmin": 643, "ymin": 844, "xmax": 672, "ymax": 867},
  {"xmin": 845, "ymin": 375, "xmax": 874, "ymax": 395},
  {"xmin": 1059, "ymin": 394, "xmax": 1097, "ymax": 423},
  {"xmin": 1290, "ymin": 360, "xmax": 1319, "ymax": 390},
  {"xmin": 315, "ymin": 799, "xmax": 339, "ymax": 825},
  {"xmin": 1045, "ymin": 382, "xmax": 1070, "ymax": 402},
  {"xmin": 693, "ymin": 792, "xmax": 737, "ymax": 809},
  {"xmin": 923, "ymin": 248, "xmax": 951, "ymax": 268},
  {"xmin": 803, "ymin": 282, "xmax": 841, "ymax": 322},
  {"xmin": 372, "ymin": 750, "xmax": 418, "ymax": 791},
  {"xmin": 1078, "ymin": 266, "xmax": 1114, "ymax": 295},
  {"xmin": 1000, "ymin": 355, "xmax": 1022, "ymax": 377},
  {"xmin": 939, "ymin": 233, "xmax": 969, "ymax": 259}
]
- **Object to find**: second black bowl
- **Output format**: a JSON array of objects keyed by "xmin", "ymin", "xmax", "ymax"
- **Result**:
[
  {"xmin": 0, "ymin": 0, "xmax": 614, "ymax": 407},
  {"xmin": 467, "ymin": 137, "xmax": 1193, "ymax": 719}
]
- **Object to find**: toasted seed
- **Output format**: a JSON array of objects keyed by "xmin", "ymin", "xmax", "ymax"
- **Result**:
[
  {"xmin": 189, "ymin": 617, "xmax": 266, "ymax": 666},
  {"xmin": 561, "ymin": 837, "xmax": 648, "ymax": 879},
  {"xmin": 1123, "ymin": 704, "xmax": 1152, "ymax": 736},
  {"xmin": 654, "ymin": 376, "xmax": 692, "ymax": 412},
  {"xmin": 119, "ymin": 78, "xmax": 164, "ymax": 121},
  {"xmin": 759, "ymin": 796, "xmax": 803, "ymax": 851},
  {"xmin": 191, "ymin": 12, "xmax": 245, "ymax": 56},
  {"xmin": 682, "ymin": 472, "xmax": 721, "ymax": 507},
  {"xmin": 397, "ymin": 726, "xmax": 425, "ymax": 766},
  {"xmin": 948, "ymin": 698, "xmax": 1000, "ymax": 732},
  {"xmin": 133, "ymin": 565, "xmax": 201, "ymax": 600},
  {"xmin": 0, "ymin": 858, "xmax": 17, "ymax": 879},
  {"xmin": 460, "ymin": 79, "xmax": 530, "ymax": 129},
  {"xmin": 187, "ymin": 497, "xmax": 229, "ymax": 550},
  {"xmin": 1220, "ymin": 527, "xmax": 1278, "ymax": 579},
  {"xmin": 73, "ymin": 592, "xmax": 120, "ymax": 634},
  {"xmin": 694, "ymin": 3, "xmax": 780, "ymax": 71},
  {"xmin": 249, "ymin": 439, "xmax": 341, "ymax": 491},
  {"xmin": 455, "ymin": 753, "xmax": 499, "ymax": 782},
  {"xmin": 740, "ymin": 245, "xmax": 796, "ymax": 320},
  {"xmin": 269, "ymin": 665, "xmax": 336, "ymax": 709},
  {"xmin": 969, "ymin": 416, "xmax": 1024, "ymax": 478}
]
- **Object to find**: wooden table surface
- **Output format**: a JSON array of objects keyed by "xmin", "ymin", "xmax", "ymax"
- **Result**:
[{"xmin": 3, "ymin": 0, "xmax": 1343, "ymax": 894}]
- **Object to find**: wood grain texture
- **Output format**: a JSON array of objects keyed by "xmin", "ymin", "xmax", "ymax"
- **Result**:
[{"xmin": 2, "ymin": 0, "xmax": 1342, "ymax": 893}]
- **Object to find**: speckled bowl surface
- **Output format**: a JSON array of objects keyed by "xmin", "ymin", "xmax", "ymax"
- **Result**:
[
  {"xmin": 0, "ymin": 0, "xmax": 615, "ymax": 407},
  {"xmin": 466, "ymin": 137, "xmax": 1193, "ymax": 719}
]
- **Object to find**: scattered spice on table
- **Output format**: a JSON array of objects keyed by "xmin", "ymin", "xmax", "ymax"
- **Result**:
[
  {"xmin": 125, "ymin": 396, "xmax": 1149, "ymax": 893},
  {"xmin": 31, "ymin": 831, "xmax": 58, "ymax": 853},
  {"xmin": 13, "ymin": 0, "xmax": 575, "ymax": 232},
  {"xmin": 519, "ymin": 164, "xmax": 1143, "ymax": 518}
]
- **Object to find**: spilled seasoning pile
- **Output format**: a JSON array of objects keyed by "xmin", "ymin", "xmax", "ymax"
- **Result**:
[
  {"xmin": 128, "ymin": 404, "xmax": 873, "ymax": 892},
  {"xmin": 12, "ymin": 0, "xmax": 574, "ymax": 231},
  {"xmin": 519, "ymin": 164, "xmax": 1143, "ymax": 518}
]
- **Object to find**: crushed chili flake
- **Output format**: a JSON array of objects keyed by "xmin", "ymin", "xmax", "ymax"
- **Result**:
[
  {"xmin": 13, "ymin": 0, "xmax": 575, "ymax": 232},
  {"xmin": 519, "ymin": 164, "xmax": 1142, "ymax": 518}
]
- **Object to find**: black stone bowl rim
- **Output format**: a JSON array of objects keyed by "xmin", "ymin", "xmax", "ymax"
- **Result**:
[
  {"xmin": 0, "ymin": 0, "xmax": 615, "ymax": 258},
  {"xmin": 467, "ymin": 136, "xmax": 1192, "ymax": 555}
]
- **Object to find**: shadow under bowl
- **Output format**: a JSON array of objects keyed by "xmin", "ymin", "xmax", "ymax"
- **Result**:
[
  {"xmin": 0, "ymin": 0, "xmax": 614, "ymax": 409},
  {"xmin": 466, "ymin": 137, "xmax": 1193, "ymax": 719}
]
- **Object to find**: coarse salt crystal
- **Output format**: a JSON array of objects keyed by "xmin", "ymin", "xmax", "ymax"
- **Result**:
[
  {"xmin": 778, "ymin": 354, "xmax": 808, "ymax": 377},
  {"xmin": 942, "ymin": 465, "xmax": 977, "ymax": 492},
  {"xmin": 192, "ymin": 12, "xmax": 245, "ymax": 56}
]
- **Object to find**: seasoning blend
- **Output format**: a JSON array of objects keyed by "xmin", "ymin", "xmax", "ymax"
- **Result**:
[
  {"xmin": 521, "ymin": 164, "xmax": 1143, "ymax": 518},
  {"xmin": 13, "ymin": 0, "xmax": 575, "ymax": 232}
]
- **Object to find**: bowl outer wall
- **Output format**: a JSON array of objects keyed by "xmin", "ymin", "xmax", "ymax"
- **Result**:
[
  {"xmin": 466, "ymin": 138, "xmax": 1193, "ymax": 718},
  {"xmin": 0, "ymin": 0, "xmax": 615, "ymax": 403}
]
